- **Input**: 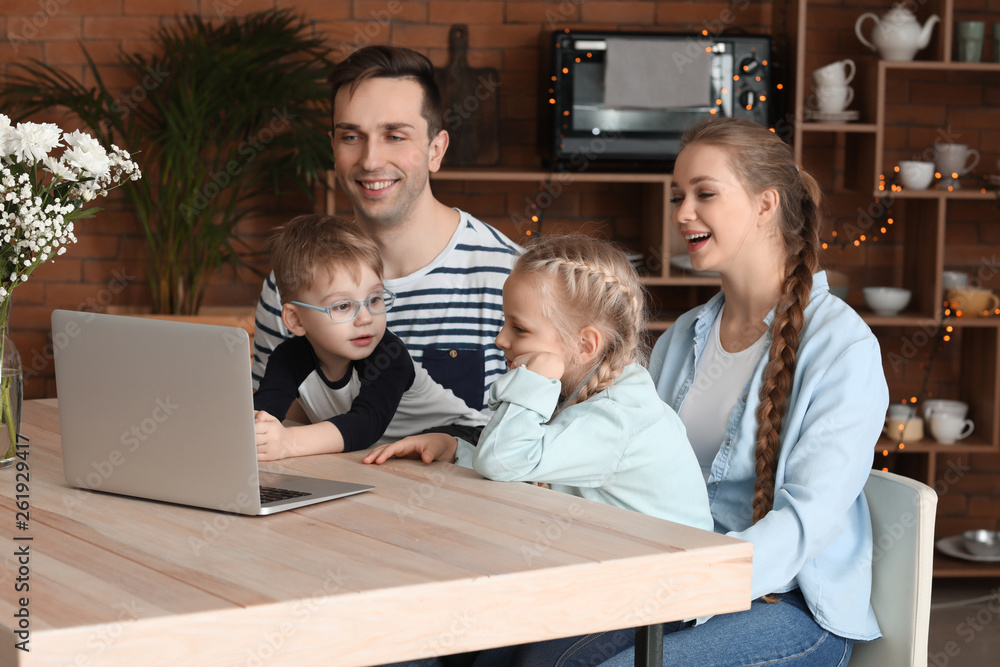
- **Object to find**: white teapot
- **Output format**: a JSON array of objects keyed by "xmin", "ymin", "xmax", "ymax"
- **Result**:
[{"xmin": 855, "ymin": 3, "xmax": 940, "ymax": 61}]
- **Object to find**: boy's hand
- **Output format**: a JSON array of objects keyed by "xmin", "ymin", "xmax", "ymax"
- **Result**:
[
  {"xmin": 363, "ymin": 433, "xmax": 458, "ymax": 465},
  {"xmin": 511, "ymin": 351, "xmax": 565, "ymax": 381},
  {"xmin": 254, "ymin": 410, "xmax": 294, "ymax": 461}
]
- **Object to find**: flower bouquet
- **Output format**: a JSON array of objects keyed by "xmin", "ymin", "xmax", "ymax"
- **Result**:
[{"xmin": 0, "ymin": 114, "xmax": 141, "ymax": 466}]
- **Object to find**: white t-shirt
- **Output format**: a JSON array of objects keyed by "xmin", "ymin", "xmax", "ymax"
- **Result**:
[{"xmin": 678, "ymin": 307, "xmax": 768, "ymax": 480}]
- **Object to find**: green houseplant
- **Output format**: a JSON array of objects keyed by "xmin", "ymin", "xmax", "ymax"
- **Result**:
[{"xmin": 1, "ymin": 9, "xmax": 335, "ymax": 314}]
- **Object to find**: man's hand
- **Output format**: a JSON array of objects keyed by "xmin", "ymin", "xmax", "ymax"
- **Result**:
[{"xmin": 363, "ymin": 433, "xmax": 459, "ymax": 465}]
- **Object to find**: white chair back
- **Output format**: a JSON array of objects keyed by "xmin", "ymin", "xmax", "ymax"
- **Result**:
[{"xmin": 849, "ymin": 470, "xmax": 937, "ymax": 667}]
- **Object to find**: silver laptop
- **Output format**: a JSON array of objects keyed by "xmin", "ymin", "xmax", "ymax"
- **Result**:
[{"xmin": 52, "ymin": 309, "xmax": 373, "ymax": 515}]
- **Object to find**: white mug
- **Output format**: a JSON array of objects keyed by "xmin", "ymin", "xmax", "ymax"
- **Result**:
[
  {"xmin": 813, "ymin": 59, "xmax": 856, "ymax": 87},
  {"xmin": 886, "ymin": 403, "xmax": 916, "ymax": 420},
  {"xmin": 930, "ymin": 413, "xmax": 974, "ymax": 445},
  {"xmin": 922, "ymin": 399, "xmax": 969, "ymax": 420},
  {"xmin": 935, "ymin": 143, "xmax": 980, "ymax": 178},
  {"xmin": 942, "ymin": 271, "xmax": 970, "ymax": 290},
  {"xmin": 815, "ymin": 85, "xmax": 854, "ymax": 113}
]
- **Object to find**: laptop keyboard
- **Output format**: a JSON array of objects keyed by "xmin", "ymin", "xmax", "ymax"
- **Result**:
[{"xmin": 260, "ymin": 486, "xmax": 310, "ymax": 504}]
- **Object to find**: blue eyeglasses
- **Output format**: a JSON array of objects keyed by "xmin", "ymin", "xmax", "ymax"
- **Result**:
[{"xmin": 291, "ymin": 290, "xmax": 396, "ymax": 323}]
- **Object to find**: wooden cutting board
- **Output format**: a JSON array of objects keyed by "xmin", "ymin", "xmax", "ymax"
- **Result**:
[{"xmin": 435, "ymin": 24, "xmax": 500, "ymax": 167}]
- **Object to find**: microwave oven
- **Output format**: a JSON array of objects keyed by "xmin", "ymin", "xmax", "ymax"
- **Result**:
[{"xmin": 543, "ymin": 30, "xmax": 776, "ymax": 171}]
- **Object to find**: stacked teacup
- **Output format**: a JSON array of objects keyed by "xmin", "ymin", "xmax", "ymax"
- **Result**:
[{"xmin": 812, "ymin": 59, "xmax": 855, "ymax": 114}]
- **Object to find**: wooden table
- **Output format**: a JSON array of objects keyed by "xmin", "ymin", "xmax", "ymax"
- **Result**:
[{"xmin": 0, "ymin": 400, "xmax": 752, "ymax": 666}]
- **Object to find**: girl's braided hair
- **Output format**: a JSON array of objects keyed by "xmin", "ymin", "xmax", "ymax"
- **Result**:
[{"xmin": 514, "ymin": 234, "xmax": 648, "ymax": 405}]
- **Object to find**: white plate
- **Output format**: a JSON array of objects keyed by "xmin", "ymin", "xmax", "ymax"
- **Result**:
[
  {"xmin": 936, "ymin": 535, "xmax": 1000, "ymax": 563},
  {"xmin": 805, "ymin": 109, "xmax": 860, "ymax": 123},
  {"xmin": 669, "ymin": 255, "xmax": 720, "ymax": 278},
  {"xmin": 625, "ymin": 251, "xmax": 644, "ymax": 269}
]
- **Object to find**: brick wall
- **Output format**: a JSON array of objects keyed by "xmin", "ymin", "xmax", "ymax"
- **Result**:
[{"xmin": 2, "ymin": 0, "xmax": 998, "ymax": 538}]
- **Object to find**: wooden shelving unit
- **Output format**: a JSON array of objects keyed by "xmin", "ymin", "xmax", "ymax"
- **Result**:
[{"xmin": 786, "ymin": 0, "xmax": 1000, "ymax": 577}]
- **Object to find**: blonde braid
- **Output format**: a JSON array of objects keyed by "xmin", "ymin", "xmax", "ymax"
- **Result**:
[{"xmin": 680, "ymin": 117, "xmax": 822, "ymax": 604}]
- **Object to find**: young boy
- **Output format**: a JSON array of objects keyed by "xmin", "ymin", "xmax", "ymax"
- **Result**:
[{"xmin": 253, "ymin": 214, "xmax": 487, "ymax": 461}]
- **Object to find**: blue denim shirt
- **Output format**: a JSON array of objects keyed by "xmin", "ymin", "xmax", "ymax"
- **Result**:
[{"xmin": 648, "ymin": 272, "xmax": 886, "ymax": 641}]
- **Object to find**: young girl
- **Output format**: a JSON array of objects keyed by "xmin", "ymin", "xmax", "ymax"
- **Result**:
[
  {"xmin": 514, "ymin": 118, "xmax": 889, "ymax": 667},
  {"xmin": 366, "ymin": 234, "xmax": 713, "ymax": 530}
]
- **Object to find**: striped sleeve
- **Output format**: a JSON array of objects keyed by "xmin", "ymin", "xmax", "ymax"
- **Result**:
[{"xmin": 252, "ymin": 273, "xmax": 291, "ymax": 390}]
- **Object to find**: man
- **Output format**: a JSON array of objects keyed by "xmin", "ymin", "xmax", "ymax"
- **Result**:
[{"xmin": 253, "ymin": 46, "xmax": 519, "ymax": 410}]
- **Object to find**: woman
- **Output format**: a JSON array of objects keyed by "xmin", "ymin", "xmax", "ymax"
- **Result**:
[{"xmin": 509, "ymin": 117, "xmax": 889, "ymax": 666}]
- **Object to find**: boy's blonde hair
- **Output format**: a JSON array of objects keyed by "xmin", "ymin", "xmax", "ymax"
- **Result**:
[
  {"xmin": 515, "ymin": 234, "xmax": 648, "ymax": 405},
  {"xmin": 268, "ymin": 215, "xmax": 383, "ymax": 303}
]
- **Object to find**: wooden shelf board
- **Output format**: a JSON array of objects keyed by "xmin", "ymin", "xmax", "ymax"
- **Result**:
[
  {"xmin": 882, "ymin": 60, "xmax": 1000, "ymax": 73},
  {"xmin": 862, "ymin": 313, "xmax": 941, "ymax": 327},
  {"xmin": 874, "ymin": 188, "xmax": 999, "ymax": 200},
  {"xmin": 874, "ymin": 437, "xmax": 998, "ymax": 454},
  {"xmin": 800, "ymin": 122, "xmax": 877, "ymax": 133},
  {"xmin": 942, "ymin": 316, "xmax": 1000, "ymax": 328},
  {"xmin": 933, "ymin": 553, "xmax": 1000, "ymax": 578},
  {"xmin": 644, "ymin": 275, "xmax": 721, "ymax": 287},
  {"xmin": 432, "ymin": 169, "xmax": 671, "ymax": 184}
]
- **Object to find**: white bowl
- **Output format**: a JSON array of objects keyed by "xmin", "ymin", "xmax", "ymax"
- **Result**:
[
  {"xmin": 898, "ymin": 160, "xmax": 936, "ymax": 190},
  {"xmin": 962, "ymin": 530, "xmax": 1000, "ymax": 558},
  {"xmin": 863, "ymin": 287, "xmax": 912, "ymax": 316}
]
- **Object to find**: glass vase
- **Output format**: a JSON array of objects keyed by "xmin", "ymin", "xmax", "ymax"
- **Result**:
[{"xmin": 1, "ymin": 319, "xmax": 23, "ymax": 469}]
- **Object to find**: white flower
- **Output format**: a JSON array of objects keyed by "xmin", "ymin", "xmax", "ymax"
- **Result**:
[
  {"xmin": 0, "ymin": 115, "xmax": 19, "ymax": 160},
  {"xmin": 12, "ymin": 121, "xmax": 62, "ymax": 163},
  {"xmin": 43, "ymin": 156, "xmax": 78, "ymax": 182},
  {"xmin": 1, "ymin": 120, "xmax": 139, "ymax": 302},
  {"xmin": 62, "ymin": 130, "xmax": 110, "ymax": 178}
]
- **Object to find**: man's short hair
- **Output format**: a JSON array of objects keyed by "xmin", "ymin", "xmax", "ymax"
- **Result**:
[
  {"xmin": 328, "ymin": 45, "xmax": 444, "ymax": 139},
  {"xmin": 269, "ymin": 215, "xmax": 383, "ymax": 303}
]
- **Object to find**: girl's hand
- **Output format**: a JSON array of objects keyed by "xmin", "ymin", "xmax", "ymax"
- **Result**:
[
  {"xmin": 254, "ymin": 410, "xmax": 294, "ymax": 461},
  {"xmin": 363, "ymin": 433, "xmax": 458, "ymax": 465},
  {"xmin": 511, "ymin": 351, "xmax": 565, "ymax": 381}
]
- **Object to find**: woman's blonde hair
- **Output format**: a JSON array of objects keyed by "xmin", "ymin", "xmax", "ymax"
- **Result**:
[
  {"xmin": 680, "ymin": 117, "xmax": 822, "ymax": 528},
  {"xmin": 514, "ymin": 234, "xmax": 648, "ymax": 405}
]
